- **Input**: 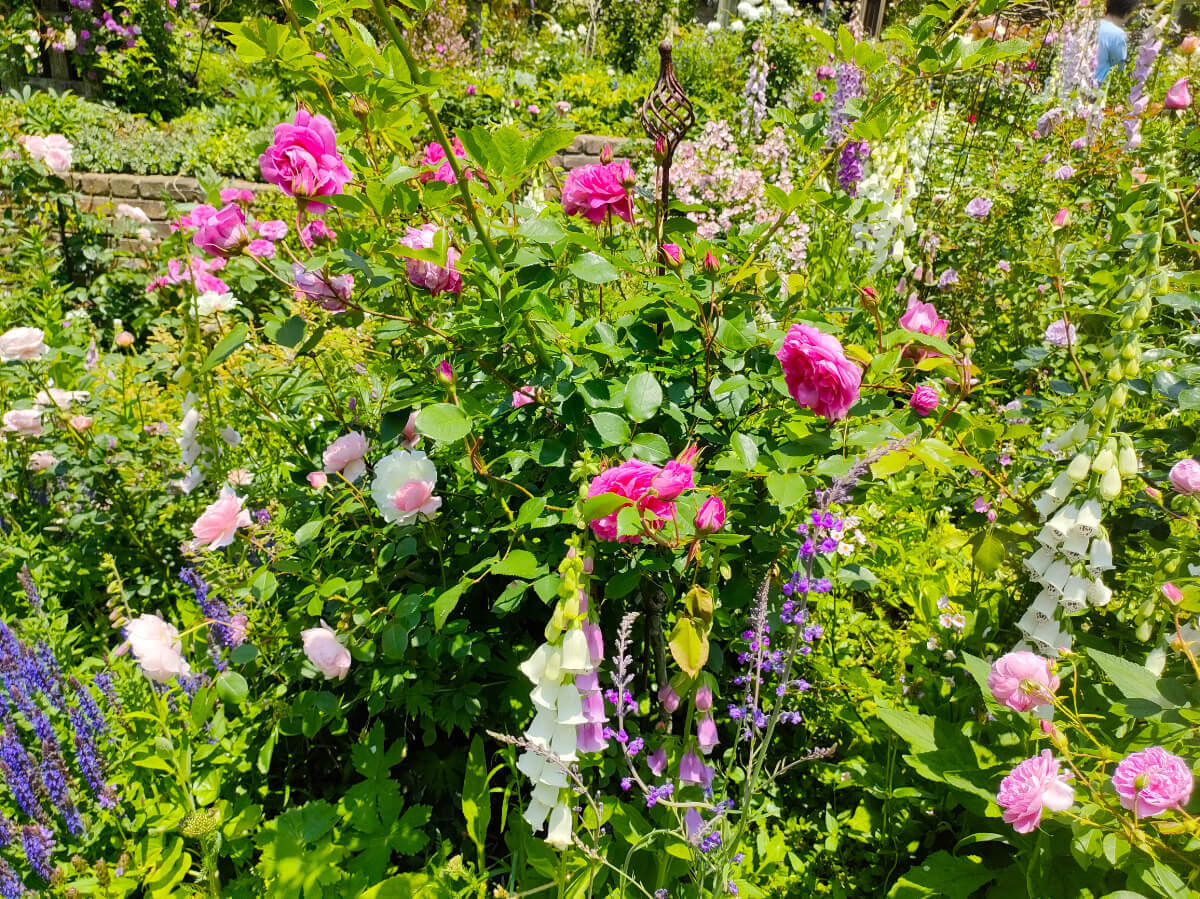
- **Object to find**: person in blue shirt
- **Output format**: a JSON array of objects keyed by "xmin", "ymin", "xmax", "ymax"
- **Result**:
[{"xmin": 1096, "ymin": 0, "xmax": 1137, "ymax": 84}]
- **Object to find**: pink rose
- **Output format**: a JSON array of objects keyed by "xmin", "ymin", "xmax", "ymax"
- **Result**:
[
  {"xmin": 402, "ymin": 411, "xmax": 420, "ymax": 449},
  {"xmin": 1181, "ymin": 35, "xmax": 1199, "ymax": 55},
  {"xmin": 909, "ymin": 385, "xmax": 939, "ymax": 417},
  {"xmin": 0, "ymin": 327, "xmax": 48, "ymax": 362},
  {"xmin": 1052, "ymin": 208, "xmax": 1070, "ymax": 228},
  {"xmin": 301, "ymin": 621, "xmax": 352, "ymax": 679},
  {"xmin": 220, "ymin": 187, "xmax": 255, "ymax": 205},
  {"xmin": 661, "ymin": 243, "xmax": 683, "ymax": 267},
  {"xmin": 899, "ymin": 296, "xmax": 949, "ymax": 343},
  {"xmin": 1169, "ymin": 459, "xmax": 1200, "ymax": 495},
  {"xmin": 20, "ymin": 133, "xmax": 73, "ymax": 174},
  {"xmin": 649, "ymin": 460, "xmax": 695, "ymax": 502},
  {"xmin": 323, "ymin": 431, "xmax": 369, "ymax": 483},
  {"xmin": 2, "ymin": 409, "xmax": 43, "ymax": 436},
  {"xmin": 776, "ymin": 324, "xmax": 862, "ymax": 421},
  {"xmin": 400, "ymin": 224, "xmax": 463, "ymax": 296},
  {"xmin": 702, "ymin": 250, "xmax": 720, "ymax": 274},
  {"xmin": 561, "ymin": 161, "xmax": 634, "ymax": 225},
  {"xmin": 987, "ymin": 651, "xmax": 1060, "ymax": 712},
  {"xmin": 28, "ymin": 450, "xmax": 57, "ymax": 472},
  {"xmin": 172, "ymin": 204, "xmax": 218, "ymax": 233},
  {"xmin": 259, "ymin": 110, "xmax": 353, "ymax": 212},
  {"xmin": 246, "ymin": 239, "xmax": 275, "ymax": 258},
  {"xmin": 299, "ymin": 219, "xmax": 335, "ymax": 249},
  {"xmin": 1112, "ymin": 747, "xmax": 1193, "ymax": 817},
  {"xmin": 512, "ymin": 386, "xmax": 538, "ymax": 408},
  {"xmin": 114, "ymin": 330, "xmax": 135, "ymax": 348},
  {"xmin": 1164, "ymin": 77, "xmax": 1192, "ymax": 110},
  {"xmin": 69, "ymin": 415, "xmax": 93, "ymax": 431},
  {"xmin": 307, "ymin": 471, "xmax": 328, "ymax": 490},
  {"xmin": 257, "ymin": 220, "xmax": 288, "ymax": 241},
  {"xmin": 192, "ymin": 203, "xmax": 250, "ymax": 257},
  {"xmin": 996, "ymin": 750, "xmax": 1075, "ymax": 833},
  {"xmin": 124, "ymin": 613, "xmax": 190, "ymax": 682},
  {"xmin": 191, "ymin": 487, "xmax": 253, "ymax": 550},
  {"xmin": 586, "ymin": 458, "xmax": 681, "ymax": 542},
  {"xmin": 292, "ymin": 263, "xmax": 353, "ymax": 312},
  {"xmin": 419, "ymin": 137, "xmax": 471, "ymax": 184},
  {"xmin": 696, "ymin": 496, "xmax": 726, "ymax": 533}
]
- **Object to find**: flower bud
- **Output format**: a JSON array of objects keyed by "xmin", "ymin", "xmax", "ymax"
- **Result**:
[
  {"xmin": 351, "ymin": 95, "xmax": 370, "ymax": 117},
  {"xmin": 436, "ymin": 360, "xmax": 454, "ymax": 384},
  {"xmin": 660, "ymin": 243, "xmax": 683, "ymax": 268},
  {"xmin": 599, "ymin": 144, "xmax": 614, "ymax": 165},
  {"xmin": 1123, "ymin": 357, "xmax": 1140, "ymax": 378},
  {"xmin": 1182, "ymin": 35, "xmax": 1200, "ymax": 55},
  {"xmin": 702, "ymin": 250, "xmax": 720, "ymax": 274},
  {"xmin": 1107, "ymin": 360, "xmax": 1124, "ymax": 382},
  {"xmin": 1092, "ymin": 394, "xmax": 1108, "ymax": 416},
  {"xmin": 1110, "ymin": 384, "xmax": 1129, "ymax": 407},
  {"xmin": 1099, "ymin": 466, "xmax": 1122, "ymax": 500},
  {"xmin": 1067, "ymin": 453, "xmax": 1091, "ymax": 482},
  {"xmin": 115, "ymin": 330, "xmax": 134, "ymax": 347},
  {"xmin": 1091, "ymin": 449, "xmax": 1114, "ymax": 474},
  {"xmin": 658, "ymin": 683, "xmax": 679, "ymax": 713},
  {"xmin": 653, "ymin": 135, "xmax": 668, "ymax": 165},
  {"xmin": 694, "ymin": 685, "xmax": 713, "ymax": 712},
  {"xmin": 1118, "ymin": 445, "xmax": 1138, "ymax": 476}
]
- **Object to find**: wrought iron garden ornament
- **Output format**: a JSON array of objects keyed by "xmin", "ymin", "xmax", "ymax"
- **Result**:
[{"xmin": 640, "ymin": 40, "xmax": 695, "ymax": 268}]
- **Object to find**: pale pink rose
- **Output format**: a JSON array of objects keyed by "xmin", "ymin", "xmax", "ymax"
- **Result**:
[
  {"xmin": 418, "ymin": 137, "xmax": 471, "ymax": 184},
  {"xmin": 125, "ymin": 613, "xmax": 190, "ymax": 683},
  {"xmin": 1181, "ymin": 35, "xmax": 1199, "ymax": 55},
  {"xmin": 301, "ymin": 621, "xmax": 351, "ymax": 679},
  {"xmin": 987, "ymin": 651, "xmax": 1060, "ymax": 712},
  {"xmin": 1169, "ymin": 459, "xmax": 1200, "ymax": 495},
  {"xmin": 69, "ymin": 415, "xmax": 93, "ymax": 431},
  {"xmin": 0, "ymin": 327, "xmax": 48, "ymax": 362},
  {"xmin": 401, "ymin": 412, "xmax": 420, "ymax": 449},
  {"xmin": 28, "ymin": 450, "xmax": 57, "ymax": 472},
  {"xmin": 114, "ymin": 331, "xmax": 135, "ymax": 348},
  {"xmin": 3, "ymin": 409, "xmax": 43, "ymax": 436},
  {"xmin": 20, "ymin": 133, "xmax": 73, "ymax": 173},
  {"xmin": 1112, "ymin": 747, "xmax": 1194, "ymax": 817},
  {"xmin": 561, "ymin": 160, "xmax": 635, "ymax": 224},
  {"xmin": 34, "ymin": 388, "xmax": 88, "ymax": 410},
  {"xmin": 115, "ymin": 202, "xmax": 151, "ymax": 223},
  {"xmin": 898, "ymin": 296, "xmax": 949, "ymax": 342},
  {"xmin": 257, "ymin": 219, "xmax": 288, "ymax": 241},
  {"xmin": 695, "ymin": 496, "xmax": 726, "ymax": 532},
  {"xmin": 776, "ymin": 324, "xmax": 862, "ymax": 421},
  {"xmin": 1164, "ymin": 77, "xmax": 1192, "ymax": 110},
  {"xmin": 1044, "ymin": 319, "xmax": 1076, "ymax": 347},
  {"xmin": 307, "ymin": 471, "xmax": 328, "ymax": 490},
  {"xmin": 512, "ymin": 386, "xmax": 538, "ymax": 408},
  {"xmin": 191, "ymin": 487, "xmax": 253, "ymax": 550},
  {"xmin": 193, "ymin": 203, "xmax": 250, "ymax": 257},
  {"xmin": 227, "ymin": 468, "xmax": 253, "ymax": 486},
  {"xmin": 219, "ymin": 187, "xmax": 256, "ymax": 205},
  {"xmin": 586, "ymin": 459, "xmax": 679, "ymax": 542},
  {"xmin": 259, "ymin": 110, "xmax": 353, "ymax": 212},
  {"xmin": 371, "ymin": 449, "xmax": 442, "ymax": 525},
  {"xmin": 323, "ymin": 431, "xmax": 368, "ymax": 482},
  {"xmin": 400, "ymin": 224, "xmax": 463, "ymax": 296},
  {"xmin": 996, "ymin": 750, "xmax": 1074, "ymax": 833}
]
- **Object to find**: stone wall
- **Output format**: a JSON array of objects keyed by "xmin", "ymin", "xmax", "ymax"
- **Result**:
[{"xmin": 65, "ymin": 134, "xmax": 637, "ymax": 242}]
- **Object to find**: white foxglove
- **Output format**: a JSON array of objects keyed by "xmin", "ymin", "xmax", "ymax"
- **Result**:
[
  {"xmin": 1047, "ymin": 505, "xmax": 1079, "ymax": 541},
  {"xmin": 1087, "ymin": 579, "xmax": 1112, "ymax": 607},
  {"xmin": 1042, "ymin": 560, "xmax": 1072, "ymax": 595},
  {"xmin": 545, "ymin": 802, "xmax": 573, "ymax": 850},
  {"xmin": 560, "ymin": 628, "xmax": 591, "ymax": 673},
  {"xmin": 1072, "ymin": 499, "xmax": 1102, "ymax": 537},
  {"xmin": 523, "ymin": 798, "xmax": 551, "ymax": 831},
  {"xmin": 555, "ymin": 684, "xmax": 588, "ymax": 726},
  {"xmin": 1118, "ymin": 445, "xmax": 1139, "ymax": 476},
  {"xmin": 1099, "ymin": 467, "xmax": 1122, "ymax": 500},
  {"xmin": 1035, "ymin": 524, "xmax": 1063, "ymax": 548},
  {"xmin": 1088, "ymin": 536, "xmax": 1113, "ymax": 574},
  {"xmin": 1025, "ymin": 547, "xmax": 1056, "ymax": 579},
  {"xmin": 1066, "ymin": 453, "xmax": 1091, "ymax": 481},
  {"xmin": 1060, "ymin": 576, "xmax": 1090, "ymax": 614}
]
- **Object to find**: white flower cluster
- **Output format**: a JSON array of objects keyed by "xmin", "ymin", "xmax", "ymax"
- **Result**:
[
  {"xmin": 1019, "ymin": 412, "xmax": 1139, "ymax": 652},
  {"xmin": 516, "ymin": 552, "xmax": 606, "ymax": 849}
]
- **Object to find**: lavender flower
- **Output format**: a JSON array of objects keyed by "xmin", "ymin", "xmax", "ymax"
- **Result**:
[
  {"xmin": 742, "ymin": 40, "xmax": 769, "ymax": 139},
  {"xmin": 180, "ymin": 567, "xmax": 239, "ymax": 651},
  {"xmin": 20, "ymin": 825, "xmax": 54, "ymax": 882},
  {"xmin": 16, "ymin": 565, "xmax": 41, "ymax": 611},
  {"xmin": 837, "ymin": 139, "xmax": 870, "ymax": 196},
  {"xmin": 964, "ymin": 197, "xmax": 992, "ymax": 219},
  {"xmin": 0, "ymin": 726, "xmax": 48, "ymax": 823},
  {"xmin": 0, "ymin": 858, "xmax": 23, "ymax": 899},
  {"xmin": 829, "ymin": 61, "xmax": 864, "ymax": 142}
]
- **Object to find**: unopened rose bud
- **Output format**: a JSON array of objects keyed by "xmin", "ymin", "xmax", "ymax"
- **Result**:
[
  {"xmin": 436, "ymin": 360, "xmax": 454, "ymax": 384},
  {"xmin": 702, "ymin": 250, "xmax": 720, "ymax": 274},
  {"xmin": 1052, "ymin": 208, "xmax": 1070, "ymax": 228},
  {"xmin": 599, "ymin": 144, "xmax": 613, "ymax": 165},
  {"xmin": 351, "ymin": 96, "xmax": 370, "ymax": 117},
  {"xmin": 653, "ymin": 135, "xmax": 668, "ymax": 165},
  {"xmin": 1181, "ymin": 35, "xmax": 1199, "ymax": 55},
  {"xmin": 661, "ymin": 243, "xmax": 683, "ymax": 268}
]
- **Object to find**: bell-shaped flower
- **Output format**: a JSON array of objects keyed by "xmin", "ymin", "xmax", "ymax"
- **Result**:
[
  {"xmin": 1046, "ymin": 504, "xmax": 1078, "ymax": 541},
  {"xmin": 518, "ymin": 750, "xmax": 546, "ymax": 782},
  {"xmin": 1060, "ymin": 531, "xmax": 1089, "ymax": 563},
  {"xmin": 1099, "ymin": 467, "xmax": 1122, "ymax": 500},
  {"xmin": 680, "ymin": 749, "xmax": 709, "ymax": 784},
  {"xmin": 1059, "ymin": 576, "xmax": 1089, "ymax": 614},
  {"xmin": 574, "ymin": 670, "xmax": 600, "ymax": 693},
  {"xmin": 545, "ymin": 802, "xmax": 573, "ymax": 850},
  {"xmin": 1041, "ymin": 560, "xmax": 1072, "ymax": 596},
  {"xmin": 1088, "ymin": 537, "xmax": 1113, "ymax": 574},
  {"xmin": 523, "ymin": 798, "xmax": 551, "ymax": 831},
  {"xmin": 1087, "ymin": 579, "xmax": 1112, "ymax": 607},
  {"xmin": 1071, "ymin": 499, "xmax": 1102, "ymax": 538},
  {"xmin": 580, "ymin": 690, "xmax": 607, "ymax": 723},
  {"xmin": 532, "ymin": 781, "xmax": 561, "ymax": 807},
  {"xmin": 1025, "ymin": 617, "xmax": 1070, "ymax": 655},
  {"xmin": 531, "ymin": 675, "xmax": 561, "ymax": 711},
  {"xmin": 1035, "ymin": 524, "xmax": 1062, "ymax": 548},
  {"xmin": 1044, "ymin": 471, "xmax": 1073, "ymax": 502},
  {"xmin": 1031, "ymin": 590, "xmax": 1057, "ymax": 622},
  {"xmin": 697, "ymin": 715, "xmax": 720, "ymax": 754},
  {"xmin": 576, "ymin": 722, "xmax": 608, "ymax": 754},
  {"xmin": 648, "ymin": 747, "xmax": 668, "ymax": 776},
  {"xmin": 520, "ymin": 643, "xmax": 552, "ymax": 684},
  {"xmin": 560, "ymin": 628, "xmax": 592, "ymax": 674},
  {"xmin": 550, "ymin": 722, "xmax": 578, "ymax": 761},
  {"xmin": 556, "ymin": 683, "xmax": 589, "ymax": 726},
  {"xmin": 582, "ymin": 623, "xmax": 604, "ymax": 665},
  {"xmin": 526, "ymin": 708, "xmax": 557, "ymax": 748},
  {"xmin": 1024, "ymin": 547, "xmax": 1056, "ymax": 580},
  {"xmin": 1066, "ymin": 453, "xmax": 1091, "ymax": 482},
  {"xmin": 1033, "ymin": 492, "xmax": 1061, "ymax": 520}
]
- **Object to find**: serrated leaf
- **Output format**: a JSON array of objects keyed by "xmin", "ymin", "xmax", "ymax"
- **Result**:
[{"xmin": 416, "ymin": 404, "xmax": 472, "ymax": 442}]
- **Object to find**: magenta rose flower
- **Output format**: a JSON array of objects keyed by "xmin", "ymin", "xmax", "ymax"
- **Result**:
[
  {"xmin": 299, "ymin": 219, "xmax": 336, "ymax": 249},
  {"xmin": 987, "ymin": 651, "xmax": 1060, "ymax": 712},
  {"xmin": 561, "ymin": 160, "xmax": 634, "ymax": 225},
  {"xmin": 661, "ymin": 243, "xmax": 683, "ymax": 267},
  {"xmin": 909, "ymin": 385, "xmax": 939, "ymax": 417},
  {"xmin": 776, "ymin": 324, "xmax": 862, "ymax": 421},
  {"xmin": 512, "ymin": 386, "xmax": 538, "ymax": 408},
  {"xmin": 292, "ymin": 263, "xmax": 353, "ymax": 312},
  {"xmin": 400, "ymin": 224, "xmax": 463, "ymax": 297},
  {"xmin": 649, "ymin": 460, "xmax": 695, "ymax": 502},
  {"xmin": 1169, "ymin": 459, "xmax": 1200, "ymax": 495},
  {"xmin": 192, "ymin": 203, "xmax": 250, "ymax": 257},
  {"xmin": 996, "ymin": 750, "xmax": 1074, "ymax": 833},
  {"xmin": 899, "ymin": 295, "xmax": 949, "ymax": 340},
  {"xmin": 1112, "ymin": 747, "xmax": 1194, "ymax": 818},
  {"xmin": 419, "ymin": 137, "xmax": 471, "ymax": 184},
  {"xmin": 587, "ymin": 458, "xmax": 683, "ymax": 542},
  {"xmin": 259, "ymin": 109, "xmax": 353, "ymax": 212},
  {"xmin": 1165, "ymin": 77, "xmax": 1192, "ymax": 110},
  {"xmin": 695, "ymin": 496, "xmax": 726, "ymax": 533}
]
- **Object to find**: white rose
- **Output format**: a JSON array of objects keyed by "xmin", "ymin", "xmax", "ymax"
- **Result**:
[
  {"xmin": 125, "ymin": 614, "xmax": 191, "ymax": 683},
  {"xmin": 370, "ymin": 449, "xmax": 442, "ymax": 526},
  {"xmin": 195, "ymin": 291, "xmax": 238, "ymax": 317},
  {"xmin": 2, "ymin": 409, "xmax": 43, "ymax": 437},
  {"xmin": 115, "ymin": 202, "xmax": 151, "ymax": 223},
  {"xmin": 301, "ymin": 622, "xmax": 351, "ymax": 679},
  {"xmin": 0, "ymin": 327, "xmax": 47, "ymax": 362}
]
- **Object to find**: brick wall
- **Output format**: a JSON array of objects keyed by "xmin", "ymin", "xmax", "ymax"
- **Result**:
[{"xmin": 66, "ymin": 134, "xmax": 639, "ymax": 238}]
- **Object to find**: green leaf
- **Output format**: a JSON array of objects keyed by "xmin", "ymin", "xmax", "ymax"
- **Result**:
[
  {"xmin": 200, "ymin": 323, "xmax": 247, "ymax": 373},
  {"xmin": 731, "ymin": 432, "xmax": 759, "ymax": 471},
  {"xmin": 579, "ymin": 492, "xmax": 632, "ymax": 522},
  {"xmin": 462, "ymin": 735, "xmax": 492, "ymax": 866},
  {"xmin": 889, "ymin": 850, "xmax": 997, "ymax": 898},
  {"xmin": 591, "ymin": 411, "xmax": 630, "ymax": 445},
  {"xmin": 295, "ymin": 519, "xmax": 323, "ymax": 546},
  {"xmin": 765, "ymin": 472, "xmax": 806, "ymax": 507},
  {"xmin": 629, "ymin": 432, "xmax": 670, "ymax": 462},
  {"xmin": 1087, "ymin": 648, "xmax": 1177, "ymax": 710},
  {"xmin": 668, "ymin": 617, "xmax": 708, "ymax": 678},
  {"xmin": 973, "ymin": 532, "xmax": 1006, "ymax": 573},
  {"xmin": 569, "ymin": 252, "xmax": 619, "ymax": 284},
  {"xmin": 215, "ymin": 670, "xmax": 249, "ymax": 705},
  {"xmin": 416, "ymin": 404, "xmax": 472, "ymax": 442},
  {"xmin": 432, "ymin": 579, "xmax": 471, "ymax": 630},
  {"xmin": 264, "ymin": 314, "xmax": 306, "ymax": 348},
  {"xmin": 491, "ymin": 550, "xmax": 540, "ymax": 579},
  {"xmin": 623, "ymin": 372, "xmax": 663, "ymax": 422}
]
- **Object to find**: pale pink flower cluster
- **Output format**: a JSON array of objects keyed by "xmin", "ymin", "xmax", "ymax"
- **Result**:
[
  {"xmin": 19, "ymin": 134, "xmax": 73, "ymax": 174},
  {"xmin": 672, "ymin": 121, "xmax": 809, "ymax": 266}
]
